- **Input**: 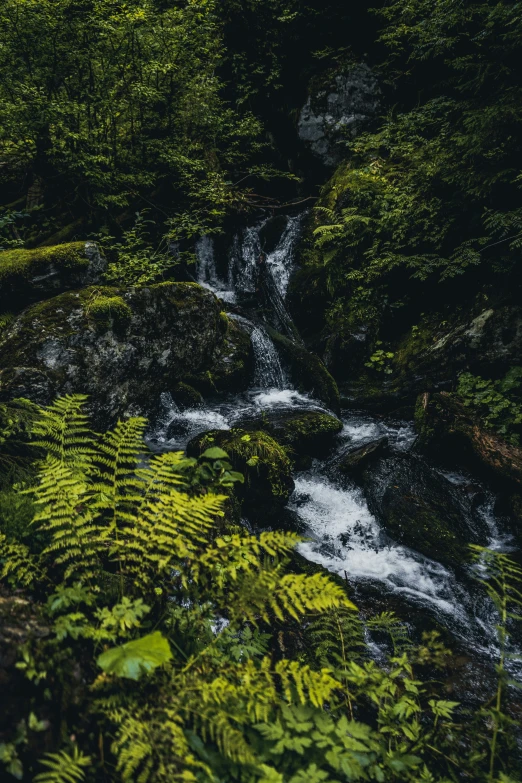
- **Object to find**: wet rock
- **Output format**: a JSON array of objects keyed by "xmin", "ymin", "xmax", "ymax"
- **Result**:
[
  {"xmin": 391, "ymin": 306, "xmax": 522, "ymax": 401},
  {"xmin": 237, "ymin": 410, "xmax": 343, "ymax": 469},
  {"xmin": 338, "ymin": 436, "xmax": 389, "ymax": 473},
  {"xmin": 266, "ymin": 326, "xmax": 340, "ymax": 411},
  {"xmin": 364, "ymin": 454, "xmax": 487, "ymax": 568},
  {"xmin": 415, "ymin": 391, "xmax": 522, "ymax": 487},
  {"xmin": 0, "ymin": 283, "xmax": 248, "ymax": 428},
  {"xmin": 0, "ymin": 241, "xmax": 106, "ymax": 312},
  {"xmin": 298, "ymin": 65, "xmax": 380, "ymax": 166},
  {"xmin": 187, "ymin": 427, "xmax": 294, "ymax": 522}
]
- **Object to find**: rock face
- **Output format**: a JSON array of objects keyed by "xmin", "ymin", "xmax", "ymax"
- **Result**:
[
  {"xmin": 416, "ymin": 391, "xmax": 522, "ymax": 486},
  {"xmin": 298, "ymin": 65, "xmax": 380, "ymax": 166},
  {"xmin": 392, "ymin": 306, "xmax": 522, "ymax": 400},
  {"xmin": 0, "ymin": 241, "xmax": 106, "ymax": 312},
  {"xmin": 187, "ymin": 428, "xmax": 294, "ymax": 522},
  {"xmin": 365, "ymin": 454, "xmax": 487, "ymax": 568},
  {"xmin": 0, "ymin": 283, "xmax": 251, "ymax": 427},
  {"xmin": 329, "ymin": 304, "xmax": 522, "ymax": 411}
]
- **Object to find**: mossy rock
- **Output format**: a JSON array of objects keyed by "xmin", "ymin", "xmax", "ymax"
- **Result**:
[
  {"xmin": 0, "ymin": 241, "xmax": 106, "ymax": 312},
  {"xmin": 187, "ymin": 428, "xmax": 294, "ymax": 522},
  {"xmin": 0, "ymin": 282, "xmax": 227, "ymax": 428},
  {"xmin": 237, "ymin": 410, "xmax": 342, "ymax": 469},
  {"xmin": 364, "ymin": 454, "xmax": 487, "ymax": 568},
  {"xmin": 265, "ymin": 326, "xmax": 340, "ymax": 412},
  {"xmin": 186, "ymin": 316, "xmax": 253, "ymax": 395},
  {"xmin": 172, "ymin": 382, "xmax": 204, "ymax": 410},
  {"xmin": 87, "ymin": 295, "xmax": 132, "ymax": 326}
]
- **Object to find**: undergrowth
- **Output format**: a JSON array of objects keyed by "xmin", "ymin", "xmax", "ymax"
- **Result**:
[{"xmin": 0, "ymin": 395, "xmax": 520, "ymax": 782}]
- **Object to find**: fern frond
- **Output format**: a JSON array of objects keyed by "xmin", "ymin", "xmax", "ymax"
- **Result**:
[
  {"xmin": 235, "ymin": 568, "xmax": 354, "ymax": 623},
  {"xmin": 32, "ymin": 395, "xmax": 95, "ymax": 472},
  {"xmin": 32, "ymin": 459, "xmax": 102, "ymax": 584},
  {"xmin": 34, "ymin": 747, "xmax": 91, "ymax": 783},
  {"xmin": 367, "ymin": 611, "xmax": 412, "ymax": 656},
  {"xmin": 0, "ymin": 532, "xmax": 42, "ymax": 587},
  {"xmin": 309, "ymin": 606, "xmax": 366, "ymax": 669}
]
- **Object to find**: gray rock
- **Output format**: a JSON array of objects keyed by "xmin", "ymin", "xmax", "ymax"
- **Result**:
[
  {"xmin": 298, "ymin": 65, "xmax": 380, "ymax": 165},
  {"xmin": 0, "ymin": 283, "xmax": 251, "ymax": 428}
]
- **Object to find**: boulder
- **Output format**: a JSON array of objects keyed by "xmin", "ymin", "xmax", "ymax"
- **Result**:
[
  {"xmin": 237, "ymin": 410, "xmax": 343, "ymax": 469},
  {"xmin": 415, "ymin": 391, "xmax": 522, "ymax": 486},
  {"xmin": 0, "ymin": 241, "xmax": 106, "ymax": 312},
  {"xmin": 338, "ymin": 436, "xmax": 389, "ymax": 473},
  {"xmin": 391, "ymin": 306, "xmax": 522, "ymax": 401},
  {"xmin": 298, "ymin": 65, "xmax": 380, "ymax": 166},
  {"xmin": 0, "ymin": 283, "xmax": 251, "ymax": 428},
  {"xmin": 364, "ymin": 454, "xmax": 487, "ymax": 568},
  {"xmin": 187, "ymin": 428, "xmax": 294, "ymax": 522}
]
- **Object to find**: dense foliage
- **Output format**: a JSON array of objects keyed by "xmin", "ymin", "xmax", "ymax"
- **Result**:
[
  {"xmin": 301, "ymin": 0, "xmax": 522, "ymax": 352},
  {"xmin": 0, "ymin": 396, "xmax": 521, "ymax": 782},
  {"xmin": 0, "ymin": 0, "xmax": 272, "ymax": 246}
]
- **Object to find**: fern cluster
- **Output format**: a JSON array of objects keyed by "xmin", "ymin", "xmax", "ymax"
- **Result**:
[{"xmin": 0, "ymin": 396, "xmax": 521, "ymax": 782}]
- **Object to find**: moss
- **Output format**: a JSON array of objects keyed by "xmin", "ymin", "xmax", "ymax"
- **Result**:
[
  {"xmin": 385, "ymin": 505, "xmax": 469, "ymax": 569},
  {"xmin": 0, "ymin": 242, "xmax": 87, "ymax": 284},
  {"xmin": 87, "ymin": 294, "xmax": 132, "ymax": 325},
  {"xmin": 255, "ymin": 412, "xmax": 342, "ymax": 467},
  {"xmin": 188, "ymin": 428, "xmax": 294, "ymax": 518}
]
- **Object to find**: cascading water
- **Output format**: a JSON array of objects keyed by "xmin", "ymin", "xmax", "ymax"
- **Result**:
[
  {"xmin": 195, "ymin": 235, "xmax": 236, "ymax": 302},
  {"xmin": 150, "ymin": 214, "xmax": 520, "ymax": 673}
]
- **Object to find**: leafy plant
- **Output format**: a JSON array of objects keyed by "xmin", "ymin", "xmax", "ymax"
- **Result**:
[{"xmin": 457, "ymin": 369, "xmax": 522, "ymax": 445}]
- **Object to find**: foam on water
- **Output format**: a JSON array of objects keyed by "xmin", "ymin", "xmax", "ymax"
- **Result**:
[
  {"xmin": 252, "ymin": 388, "xmax": 318, "ymax": 408},
  {"xmin": 292, "ymin": 476, "xmax": 459, "ymax": 613}
]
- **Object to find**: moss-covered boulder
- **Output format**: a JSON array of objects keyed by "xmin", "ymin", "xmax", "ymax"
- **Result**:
[
  {"xmin": 187, "ymin": 314, "xmax": 253, "ymax": 394},
  {"xmin": 364, "ymin": 454, "xmax": 486, "ymax": 568},
  {"xmin": 187, "ymin": 428, "xmax": 294, "ymax": 522},
  {"xmin": 0, "ymin": 241, "xmax": 106, "ymax": 312},
  {"xmin": 237, "ymin": 410, "xmax": 342, "ymax": 469},
  {"xmin": 265, "ymin": 326, "xmax": 340, "ymax": 411},
  {"xmin": 0, "ymin": 282, "xmax": 248, "ymax": 427}
]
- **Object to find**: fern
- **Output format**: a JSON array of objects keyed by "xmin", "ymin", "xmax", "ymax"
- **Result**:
[
  {"xmin": 0, "ymin": 532, "xmax": 41, "ymax": 587},
  {"xmin": 367, "ymin": 611, "xmax": 412, "ymax": 656},
  {"xmin": 34, "ymin": 747, "xmax": 91, "ymax": 783},
  {"xmin": 32, "ymin": 395, "xmax": 95, "ymax": 472},
  {"xmin": 32, "ymin": 460, "xmax": 101, "ymax": 584}
]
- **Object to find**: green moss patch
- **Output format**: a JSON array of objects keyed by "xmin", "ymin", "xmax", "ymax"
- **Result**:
[
  {"xmin": 0, "ymin": 242, "xmax": 87, "ymax": 283},
  {"xmin": 87, "ymin": 294, "xmax": 132, "ymax": 325}
]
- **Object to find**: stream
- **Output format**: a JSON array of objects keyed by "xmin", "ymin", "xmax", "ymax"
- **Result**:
[{"xmin": 148, "ymin": 214, "xmax": 521, "ymax": 679}]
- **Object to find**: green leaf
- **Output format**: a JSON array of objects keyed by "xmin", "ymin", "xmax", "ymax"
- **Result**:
[
  {"xmin": 97, "ymin": 631, "xmax": 173, "ymax": 680},
  {"xmin": 202, "ymin": 447, "xmax": 229, "ymax": 460}
]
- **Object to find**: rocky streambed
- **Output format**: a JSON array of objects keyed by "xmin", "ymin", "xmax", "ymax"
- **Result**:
[{"xmin": 1, "ymin": 215, "xmax": 521, "ymax": 689}]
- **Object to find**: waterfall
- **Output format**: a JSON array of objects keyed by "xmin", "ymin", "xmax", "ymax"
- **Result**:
[
  {"xmin": 230, "ymin": 313, "xmax": 286, "ymax": 389},
  {"xmin": 227, "ymin": 216, "xmax": 304, "ymax": 340},
  {"xmin": 266, "ymin": 214, "xmax": 305, "ymax": 298},
  {"xmin": 195, "ymin": 235, "xmax": 235, "ymax": 302},
  {"xmin": 251, "ymin": 325, "xmax": 286, "ymax": 389}
]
